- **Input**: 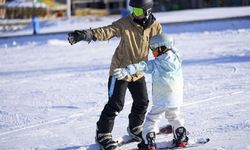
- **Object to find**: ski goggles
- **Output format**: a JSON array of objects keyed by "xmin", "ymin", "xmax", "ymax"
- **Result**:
[
  {"xmin": 131, "ymin": 7, "xmax": 152, "ymax": 17},
  {"xmin": 152, "ymin": 46, "xmax": 169, "ymax": 57},
  {"xmin": 131, "ymin": 7, "xmax": 144, "ymax": 16}
]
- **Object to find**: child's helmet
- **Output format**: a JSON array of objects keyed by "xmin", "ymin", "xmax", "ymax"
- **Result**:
[
  {"xmin": 149, "ymin": 33, "xmax": 174, "ymax": 51},
  {"xmin": 129, "ymin": 0, "xmax": 153, "ymax": 10}
]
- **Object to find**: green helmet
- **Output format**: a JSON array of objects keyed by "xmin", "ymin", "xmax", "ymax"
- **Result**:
[{"xmin": 149, "ymin": 33, "xmax": 174, "ymax": 51}]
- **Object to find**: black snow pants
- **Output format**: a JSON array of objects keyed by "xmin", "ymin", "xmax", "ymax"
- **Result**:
[{"xmin": 97, "ymin": 76, "xmax": 149, "ymax": 133}]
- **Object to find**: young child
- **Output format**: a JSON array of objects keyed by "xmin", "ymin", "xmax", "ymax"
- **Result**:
[{"xmin": 114, "ymin": 33, "xmax": 189, "ymax": 150}]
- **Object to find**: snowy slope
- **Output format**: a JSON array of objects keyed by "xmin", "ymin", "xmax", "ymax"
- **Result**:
[{"xmin": 1, "ymin": 7, "xmax": 250, "ymax": 150}]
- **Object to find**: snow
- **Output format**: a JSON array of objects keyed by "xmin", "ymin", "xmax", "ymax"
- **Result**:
[
  {"xmin": 1, "ymin": 7, "xmax": 250, "ymax": 150},
  {"xmin": 1, "ymin": 6, "xmax": 250, "ymax": 37}
]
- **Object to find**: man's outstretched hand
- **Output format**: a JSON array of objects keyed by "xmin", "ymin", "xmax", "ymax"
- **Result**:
[{"xmin": 68, "ymin": 30, "xmax": 94, "ymax": 45}]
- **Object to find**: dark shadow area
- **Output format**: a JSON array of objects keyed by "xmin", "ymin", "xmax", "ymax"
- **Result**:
[
  {"xmin": 56, "ymin": 143, "xmax": 100, "ymax": 150},
  {"xmin": 0, "ymin": 64, "xmax": 109, "ymax": 77},
  {"xmin": 1, "ymin": 54, "xmax": 250, "ymax": 77},
  {"xmin": 0, "ymin": 33, "xmax": 68, "ymax": 48},
  {"xmin": 183, "ymin": 54, "xmax": 250, "ymax": 66},
  {"xmin": 56, "ymin": 145, "xmax": 83, "ymax": 150},
  {"xmin": 163, "ymin": 18, "xmax": 250, "ymax": 34},
  {"xmin": 51, "ymin": 106, "xmax": 80, "ymax": 109}
]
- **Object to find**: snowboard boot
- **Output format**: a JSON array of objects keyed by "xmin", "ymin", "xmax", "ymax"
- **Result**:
[
  {"xmin": 127, "ymin": 125, "xmax": 143, "ymax": 142},
  {"xmin": 96, "ymin": 131, "xmax": 118, "ymax": 150},
  {"xmin": 137, "ymin": 132, "xmax": 156, "ymax": 150},
  {"xmin": 137, "ymin": 141, "xmax": 147, "ymax": 150},
  {"xmin": 172, "ymin": 127, "xmax": 189, "ymax": 148},
  {"xmin": 146, "ymin": 132, "xmax": 156, "ymax": 150}
]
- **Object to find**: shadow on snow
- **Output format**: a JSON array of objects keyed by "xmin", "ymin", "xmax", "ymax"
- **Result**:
[
  {"xmin": 56, "ymin": 143, "xmax": 100, "ymax": 150},
  {"xmin": 183, "ymin": 54, "xmax": 250, "ymax": 66},
  {"xmin": 0, "ymin": 64, "xmax": 109, "ymax": 77},
  {"xmin": 0, "ymin": 54, "xmax": 250, "ymax": 77},
  {"xmin": 163, "ymin": 18, "xmax": 250, "ymax": 34}
]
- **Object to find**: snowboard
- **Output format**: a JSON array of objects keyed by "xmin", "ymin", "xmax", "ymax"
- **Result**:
[
  {"xmin": 157, "ymin": 137, "xmax": 210, "ymax": 149},
  {"xmin": 117, "ymin": 135, "xmax": 139, "ymax": 147},
  {"xmin": 117, "ymin": 125, "xmax": 173, "ymax": 147},
  {"xmin": 117, "ymin": 126, "xmax": 209, "ymax": 150},
  {"xmin": 94, "ymin": 136, "xmax": 209, "ymax": 150},
  {"xmin": 117, "ymin": 125, "xmax": 174, "ymax": 149}
]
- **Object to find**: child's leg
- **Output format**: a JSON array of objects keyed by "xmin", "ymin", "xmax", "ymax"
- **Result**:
[
  {"xmin": 142, "ymin": 106, "xmax": 165, "ymax": 144},
  {"xmin": 165, "ymin": 107, "xmax": 188, "ymax": 146},
  {"xmin": 165, "ymin": 107, "xmax": 184, "ymax": 131}
]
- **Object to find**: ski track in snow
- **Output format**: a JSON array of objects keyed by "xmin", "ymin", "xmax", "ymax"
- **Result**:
[
  {"xmin": 0, "ymin": 109, "xmax": 95, "ymax": 137},
  {"xmin": 183, "ymin": 91, "xmax": 245, "ymax": 107},
  {"xmin": 1, "ymin": 90, "xmax": 247, "ymax": 149},
  {"xmin": 0, "ymin": 91, "xmax": 245, "ymax": 138}
]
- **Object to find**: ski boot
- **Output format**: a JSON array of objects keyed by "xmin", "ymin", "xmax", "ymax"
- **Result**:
[
  {"xmin": 137, "ymin": 132, "xmax": 156, "ymax": 150},
  {"xmin": 172, "ymin": 127, "xmax": 189, "ymax": 148},
  {"xmin": 95, "ymin": 130, "xmax": 118, "ymax": 150},
  {"xmin": 127, "ymin": 125, "xmax": 143, "ymax": 142}
]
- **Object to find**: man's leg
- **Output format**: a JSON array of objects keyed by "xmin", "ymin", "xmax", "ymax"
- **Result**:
[
  {"xmin": 96, "ymin": 76, "xmax": 128, "ymax": 150},
  {"xmin": 97, "ymin": 76, "xmax": 128, "ymax": 133},
  {"xmin": 127, "ymin": 76, "xmax": 149, "ymax": 139}
]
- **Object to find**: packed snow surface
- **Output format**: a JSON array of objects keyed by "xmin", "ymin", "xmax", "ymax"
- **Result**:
[{"xmin": 0, "ymin": 7, "xmax": 250, "ymax": 150}]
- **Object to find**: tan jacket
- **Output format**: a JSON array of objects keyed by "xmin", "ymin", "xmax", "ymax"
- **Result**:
[{"xmin": 92, "ymin": 14, "xmax": 162, "ymax": 82}]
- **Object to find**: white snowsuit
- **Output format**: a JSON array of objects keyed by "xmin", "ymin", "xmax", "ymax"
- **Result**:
[{"xmin": 128, "ymin": 47, "xmax": 184, "ymax": 143}]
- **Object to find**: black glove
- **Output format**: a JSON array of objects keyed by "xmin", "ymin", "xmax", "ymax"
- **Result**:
[{"xmin": 68, "ymin": 29, "xmax": 94, "ymax": 45}]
